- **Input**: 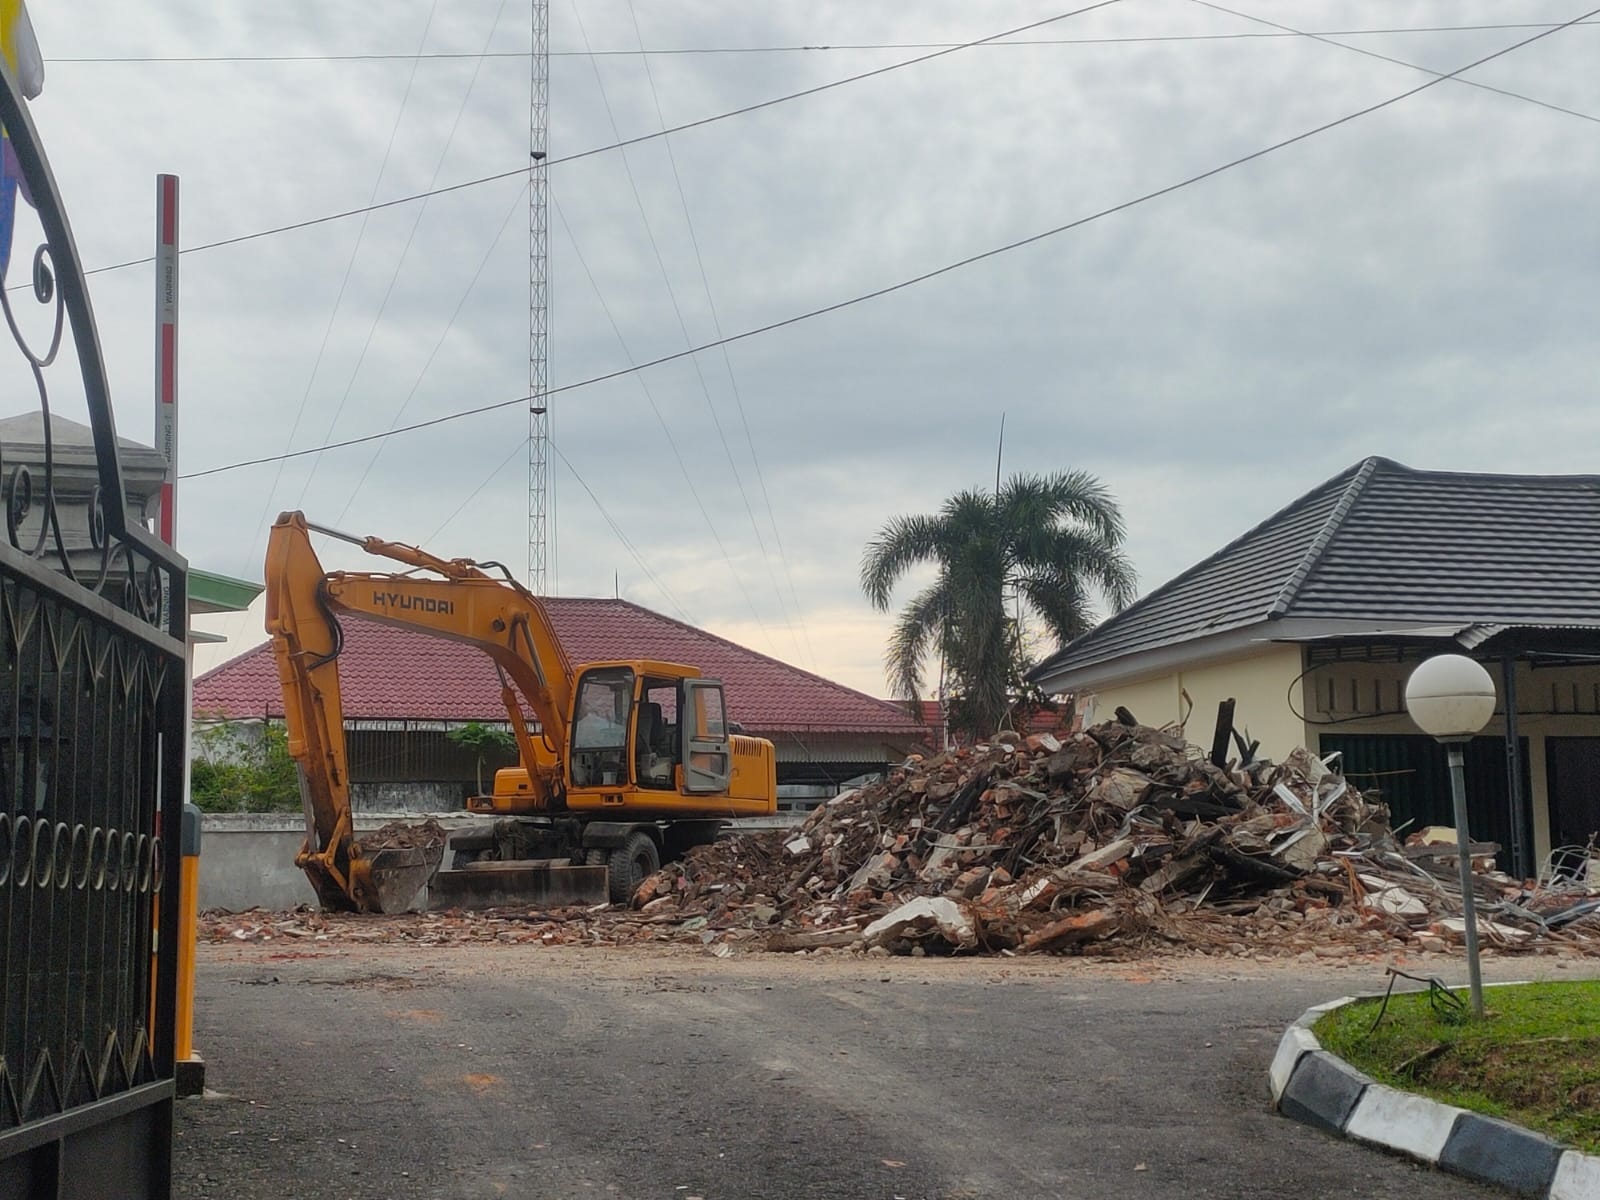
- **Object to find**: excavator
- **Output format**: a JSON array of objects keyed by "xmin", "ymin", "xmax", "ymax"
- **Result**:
[{"xmin": 264, "ymin": 511, "xmax": 777, "ymax": 913}]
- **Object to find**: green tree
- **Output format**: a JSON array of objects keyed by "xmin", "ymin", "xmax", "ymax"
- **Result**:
[
  {"xmin": 446, "ymin": 721, "xmax": 517, "ymax": 794},
  {"xmin": 861, "ymin": 470, "xmax": 1135, "ymax": 739},
  {"xmin": 189, "ymin": 719, "xmax": 301, "ymax": 813}
]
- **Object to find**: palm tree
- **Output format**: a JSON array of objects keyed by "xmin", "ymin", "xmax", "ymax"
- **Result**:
[{"xmin": 861, "ymin": 470, "xmax": 1136, "ymax": 738}]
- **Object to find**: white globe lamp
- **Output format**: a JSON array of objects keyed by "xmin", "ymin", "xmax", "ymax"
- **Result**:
[{"xmin": 1404, "ymin": 653, "xmax": 1497, "ymax": 1017}]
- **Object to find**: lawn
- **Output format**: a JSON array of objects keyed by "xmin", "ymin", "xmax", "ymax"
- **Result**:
[{"xmin": 1317, "ymin": 980, "xmax": 1600, "ymax": 1153}]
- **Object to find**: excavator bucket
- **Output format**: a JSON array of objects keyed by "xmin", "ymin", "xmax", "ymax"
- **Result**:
[{"xmin": 356, "ymin": 844, "xmax": 446, "ymax": 914}]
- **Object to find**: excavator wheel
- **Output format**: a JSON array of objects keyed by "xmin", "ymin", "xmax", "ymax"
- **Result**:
[{"xmin": 607, "ymin": 831, "xmax": 660, "ymax": 906}]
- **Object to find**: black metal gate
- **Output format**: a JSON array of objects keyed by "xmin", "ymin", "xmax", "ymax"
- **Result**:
[{"xmin": 0, "ymin": 54, "xmax": 187, "ymax": 1200}]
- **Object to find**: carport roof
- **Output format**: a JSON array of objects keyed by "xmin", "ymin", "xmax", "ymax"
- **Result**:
[
  {"xmin": 193, "ymin": 597, "xmax": 925, "ymax": 737},
  {"xmin": 1031, "ymin": 457, "xmax": 1600, "ymax": 684}
]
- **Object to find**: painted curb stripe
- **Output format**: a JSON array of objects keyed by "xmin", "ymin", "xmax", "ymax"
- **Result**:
[
  {"xmin": 1277, "ymin": 992, "xmax": 1600, "ymax": 1200},
  {"xmin": 1344, "ymin": 1083, "xmax": 1466, "ymax": 1164},
  {"xmin": 1552, "ymin": 1150, "xmax": 1600, "ymax": 1200},
  {"xmin": 1270, "ymin": 1025, "xmax": 1319, "ymax": 1104}
]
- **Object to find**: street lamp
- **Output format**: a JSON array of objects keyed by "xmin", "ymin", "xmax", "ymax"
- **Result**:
[{"xmin": 1404, "ymin": 654, "xmax": 1497, "ymax": 1017}]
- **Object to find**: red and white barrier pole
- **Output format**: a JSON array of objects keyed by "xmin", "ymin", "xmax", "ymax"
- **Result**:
[{"xmin": 156, "ymin": 173, "xmax": 178, "ymax": 544}]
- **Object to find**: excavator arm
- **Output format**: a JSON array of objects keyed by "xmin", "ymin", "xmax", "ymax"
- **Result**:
[{"xmin": 264, "ymin": 511, "xmax": 576, "ymax": 911}]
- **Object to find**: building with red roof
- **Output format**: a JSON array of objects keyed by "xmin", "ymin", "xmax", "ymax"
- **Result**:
[{"xmin": 194, "ymin": 598, "xmax": 930, "ymax": 810}]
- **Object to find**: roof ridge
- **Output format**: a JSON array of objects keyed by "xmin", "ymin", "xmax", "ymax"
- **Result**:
[
  {"xmin": 1268, "ymin": 456, "xmax": 1382, "ymax": 619},
  {"xmin": 585, "ymin": 598, "xmax": 916, "ymax": 721},
  {"xmin": 1028, "ymin": 458, "xmax": 1373, "ymax": 679}
]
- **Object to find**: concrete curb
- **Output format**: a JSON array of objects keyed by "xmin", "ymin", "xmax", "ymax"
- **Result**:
[{"xmin": 1273, "ymin": 988, "xmax": 1600, "ymax": 1198}]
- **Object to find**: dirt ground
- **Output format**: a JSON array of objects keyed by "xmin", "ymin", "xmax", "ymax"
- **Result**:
[{"xmin": 174, "ymin": 939, "xmax": 1600, "ymax": 1200}]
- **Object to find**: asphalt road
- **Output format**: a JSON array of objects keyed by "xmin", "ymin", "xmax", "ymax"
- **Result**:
[{"xmin": 175, "ymin": 944, "xmax": 1585, "ymax": 1200}]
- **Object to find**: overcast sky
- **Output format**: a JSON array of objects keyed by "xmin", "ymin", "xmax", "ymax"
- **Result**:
[{"xmin": 12, "ymin": 1, "xmax": 1599, "ymax": 695}]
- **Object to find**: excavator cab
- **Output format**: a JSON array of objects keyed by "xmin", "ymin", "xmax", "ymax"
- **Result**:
[{"xmin": 565, "ymin": 664, "xmax": 736, "ymax": 798}]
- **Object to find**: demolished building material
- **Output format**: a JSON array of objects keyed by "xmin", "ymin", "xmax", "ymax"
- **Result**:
[{"xmin": 204, "ymin": 721, "xmax": 1600, "ymax": 960}]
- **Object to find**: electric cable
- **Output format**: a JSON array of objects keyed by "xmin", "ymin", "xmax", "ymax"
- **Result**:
[
  {"xmin": 45, "ymin": 20, "xmax": 1600, "ymax": 62},
  {"xmin": 547, "ymin": 192, "xmax": 761, "ymax": 639},
  {"xmin": 66, "ymin": 3, "xmax": 1124, "ymax": 281},
  {"xmin": 1193, "ymin": 0, "xmax": 1600, "ymax": 127},
  {"xmin": 239, "ymin": 0, "xmax": 442, "ymax": 575},
  {"xmin": 181, "ymin": 8, "xmax": 1596, "ymax": 481},
  {"xmin": 567, "ymin": 0, "xmax": 781, "ymax": 655},
  {"xmin": 333, "ymin": 179, "xmax": 530, "ymax": 526},
  {"xmin": 548, "ymin": 437, "xmax": 693, "ymax": 622},
  {"xmin": 623, "ymin": 0, "xmax": 815, "ymax": 670},
  {"xmin": 295, "ymin": 0, "xmax": 513, "ymax": 512}
]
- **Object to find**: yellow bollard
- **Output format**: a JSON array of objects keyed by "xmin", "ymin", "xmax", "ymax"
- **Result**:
[{"xmin": 174, "ymin": 802, "xmax": 205, "ymax": 1096}]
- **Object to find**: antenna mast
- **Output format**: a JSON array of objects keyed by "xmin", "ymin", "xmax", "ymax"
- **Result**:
[{"xmin": 527, "ymin": 0, "xmax": 550, "ymax": 590}]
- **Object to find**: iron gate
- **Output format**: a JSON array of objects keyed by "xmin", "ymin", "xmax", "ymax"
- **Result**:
[{"xmin": 0, "ymin": 51, "xmax": 187, "ymax": 1200}]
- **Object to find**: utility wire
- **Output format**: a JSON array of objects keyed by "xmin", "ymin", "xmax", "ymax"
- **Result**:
[
  {"xmin": 240, "ymin": 1, "xmax": 441, "ymax": 573},
  {"xmin": 44, "ymin": 21, "xmax": 1600, "ymax": 62},
  {"xmin": 1192, "ymin": 0, "xmax": 1600, "ymax": 126},
  {"xmin": 333, "ymin": 179, "xmax": 530, "ymax": 525},
  {"xmin": 297, "ymin": 0, "xmax": 513, "ymax": 512},
  {"xmin": 548, "ymin": 438, "xmax": 693, "ymax": 622},
  {"xmin": 548, "ymin": 191, "xmax": 761, "ymax": 642},
  {"xmin": 68, "ymin": 3, "xmax": 1123, "ymax": 281},
  {"xmin": 181, "ymin": 8, "xmax": 1594, "ymax": 482},
  {"xmin": 567, "ymin": 0, "xmax": 782, "ymax": 657},
  {"xmin": 624, "ymin": 0, "xmax": 815, "ymax": 670},
  {"xmin": 424, "ymin": 435, "xmax": 527, "ymax": 545},
  {"xmin": 424, "ymin": 428, "xmax": 692, "ymax": 621}
]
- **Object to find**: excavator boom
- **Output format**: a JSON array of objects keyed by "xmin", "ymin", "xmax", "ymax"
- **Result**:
[{"xmin": 264, "ymin": 511, "xmax": 778, "ymax": 913}]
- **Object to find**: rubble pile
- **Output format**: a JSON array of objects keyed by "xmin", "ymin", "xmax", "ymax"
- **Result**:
[
  {"xmin": 633, "ymin": 720, "xmax": 1600, "ymax": 958},
  {"xmin": 201, "ymin": 721, "xmax": 1600, "ymax": 960},
  {"xmin": 356, "ymin": 818, "xmax": 450, "ymax": 853}
]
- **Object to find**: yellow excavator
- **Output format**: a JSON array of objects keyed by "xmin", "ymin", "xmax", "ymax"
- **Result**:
[{"xmin": 264, "ymin": 511, "xmax": 777, "ymax": 913}]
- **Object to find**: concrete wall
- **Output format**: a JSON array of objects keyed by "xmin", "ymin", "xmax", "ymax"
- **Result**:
[
  {"xmin": 198, "ymin": 812, "xmax": 481, "ymax": 912},
  {"xmin": 1076, "ymin": 643, "xmax": 1310, "ymax": 760},
  {"xmin": 350, "ymin": 782, "xmax": 467, "ymax": 812}
]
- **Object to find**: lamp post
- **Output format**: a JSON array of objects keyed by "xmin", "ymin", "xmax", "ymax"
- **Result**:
[{"xmin": 1404, "ymin": 654, "xmax": 1497, "ymax": 1018}]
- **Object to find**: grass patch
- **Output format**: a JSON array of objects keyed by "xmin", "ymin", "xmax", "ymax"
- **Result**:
[{"xmin": 1317, "ymin": 980, "xmax": 1600, "ymax": 1153}]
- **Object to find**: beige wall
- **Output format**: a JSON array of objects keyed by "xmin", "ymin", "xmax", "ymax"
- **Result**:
[
  {"xmin": 1077, "ymin": 644, "xmax": 1310, "ymax": 761},
  {"xmin": 1299, "ymin": 656, "xmax": 1600, "ymax": 867}
]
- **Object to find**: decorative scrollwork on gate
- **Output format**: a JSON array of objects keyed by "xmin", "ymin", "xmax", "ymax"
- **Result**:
[
  {"xmin": 0, "ymin": 29, "xmax": 188, "ymax": 1192},
  {"xmin": 0, "ymin": 54, "xmax": 179, "ymax": 634}
]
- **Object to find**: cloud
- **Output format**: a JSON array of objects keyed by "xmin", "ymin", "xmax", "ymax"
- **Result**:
[{"xmin": 17, "ymin": 0, "xmax": 1600, "ymax": 699}]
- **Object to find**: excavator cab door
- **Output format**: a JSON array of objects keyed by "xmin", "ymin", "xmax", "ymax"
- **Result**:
[{"xmin": 681, "ymin": 677, "xmax": 732, "ymax": 794}]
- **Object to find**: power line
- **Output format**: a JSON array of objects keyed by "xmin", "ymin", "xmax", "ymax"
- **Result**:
[
  {"xmin": 624, "ymin": 0, "xmax": 815, "ymax": 670},
  {"xmin": 44, "ymin": 21, "xmax": 1600, "ymax": 63},
  {"xmin": 68, "ymin": 3, "xmax": 1123, "ymax": 281},
  {"xmin": 1192, "ymin": 0, "xmax": 1600, "ymax": 127},
  {"xmin": 567, "ymin": 0, "xmax": 783, "ymax": 656},
  {"xmin": 297, "ymin": 0, "xmax": 514, "ymax": 515},
  {"xmin": 180, "ymin": 8, "xmax": 1596, "ymax": 483},
  {"xmin": 548, "ymin": 439, "xmax": 693, "ymax": 622},
  {"xmin": 240, "ymin": 1, "xmax": 442, "ymax": 577}
]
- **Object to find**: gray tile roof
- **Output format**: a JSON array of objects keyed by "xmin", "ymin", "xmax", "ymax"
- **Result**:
[{"xmin": 1031, "ymin": 457, "xmax": 1600, "ymax": 681}]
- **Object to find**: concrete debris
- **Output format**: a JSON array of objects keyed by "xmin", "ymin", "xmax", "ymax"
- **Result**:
[
  {"xmin": 202, "ymin": 720, "xmax": 1600, "ymax": 962},
  {"xmin": 861, "ymin": 897, "xmax": 977, "ymax": 951}
]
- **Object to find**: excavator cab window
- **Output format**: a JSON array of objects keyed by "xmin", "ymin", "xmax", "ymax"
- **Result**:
[
  {"xmin": 636, "ymin": 680, "xmax": 679, "ymax": 790},
  {"xmin": 570, "ymin": 668, "xmax": 633, "ymax": 787}
]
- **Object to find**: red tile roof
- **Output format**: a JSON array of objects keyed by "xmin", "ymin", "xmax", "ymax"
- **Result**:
[{"xmin": 193, "ymin": 597, "xmax": 924, "ymax": 736}]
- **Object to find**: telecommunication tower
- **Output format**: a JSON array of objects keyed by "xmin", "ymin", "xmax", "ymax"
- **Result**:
[{"xmin": 527, "ymin": 0, "xmax": 550, "ymax": 590}]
